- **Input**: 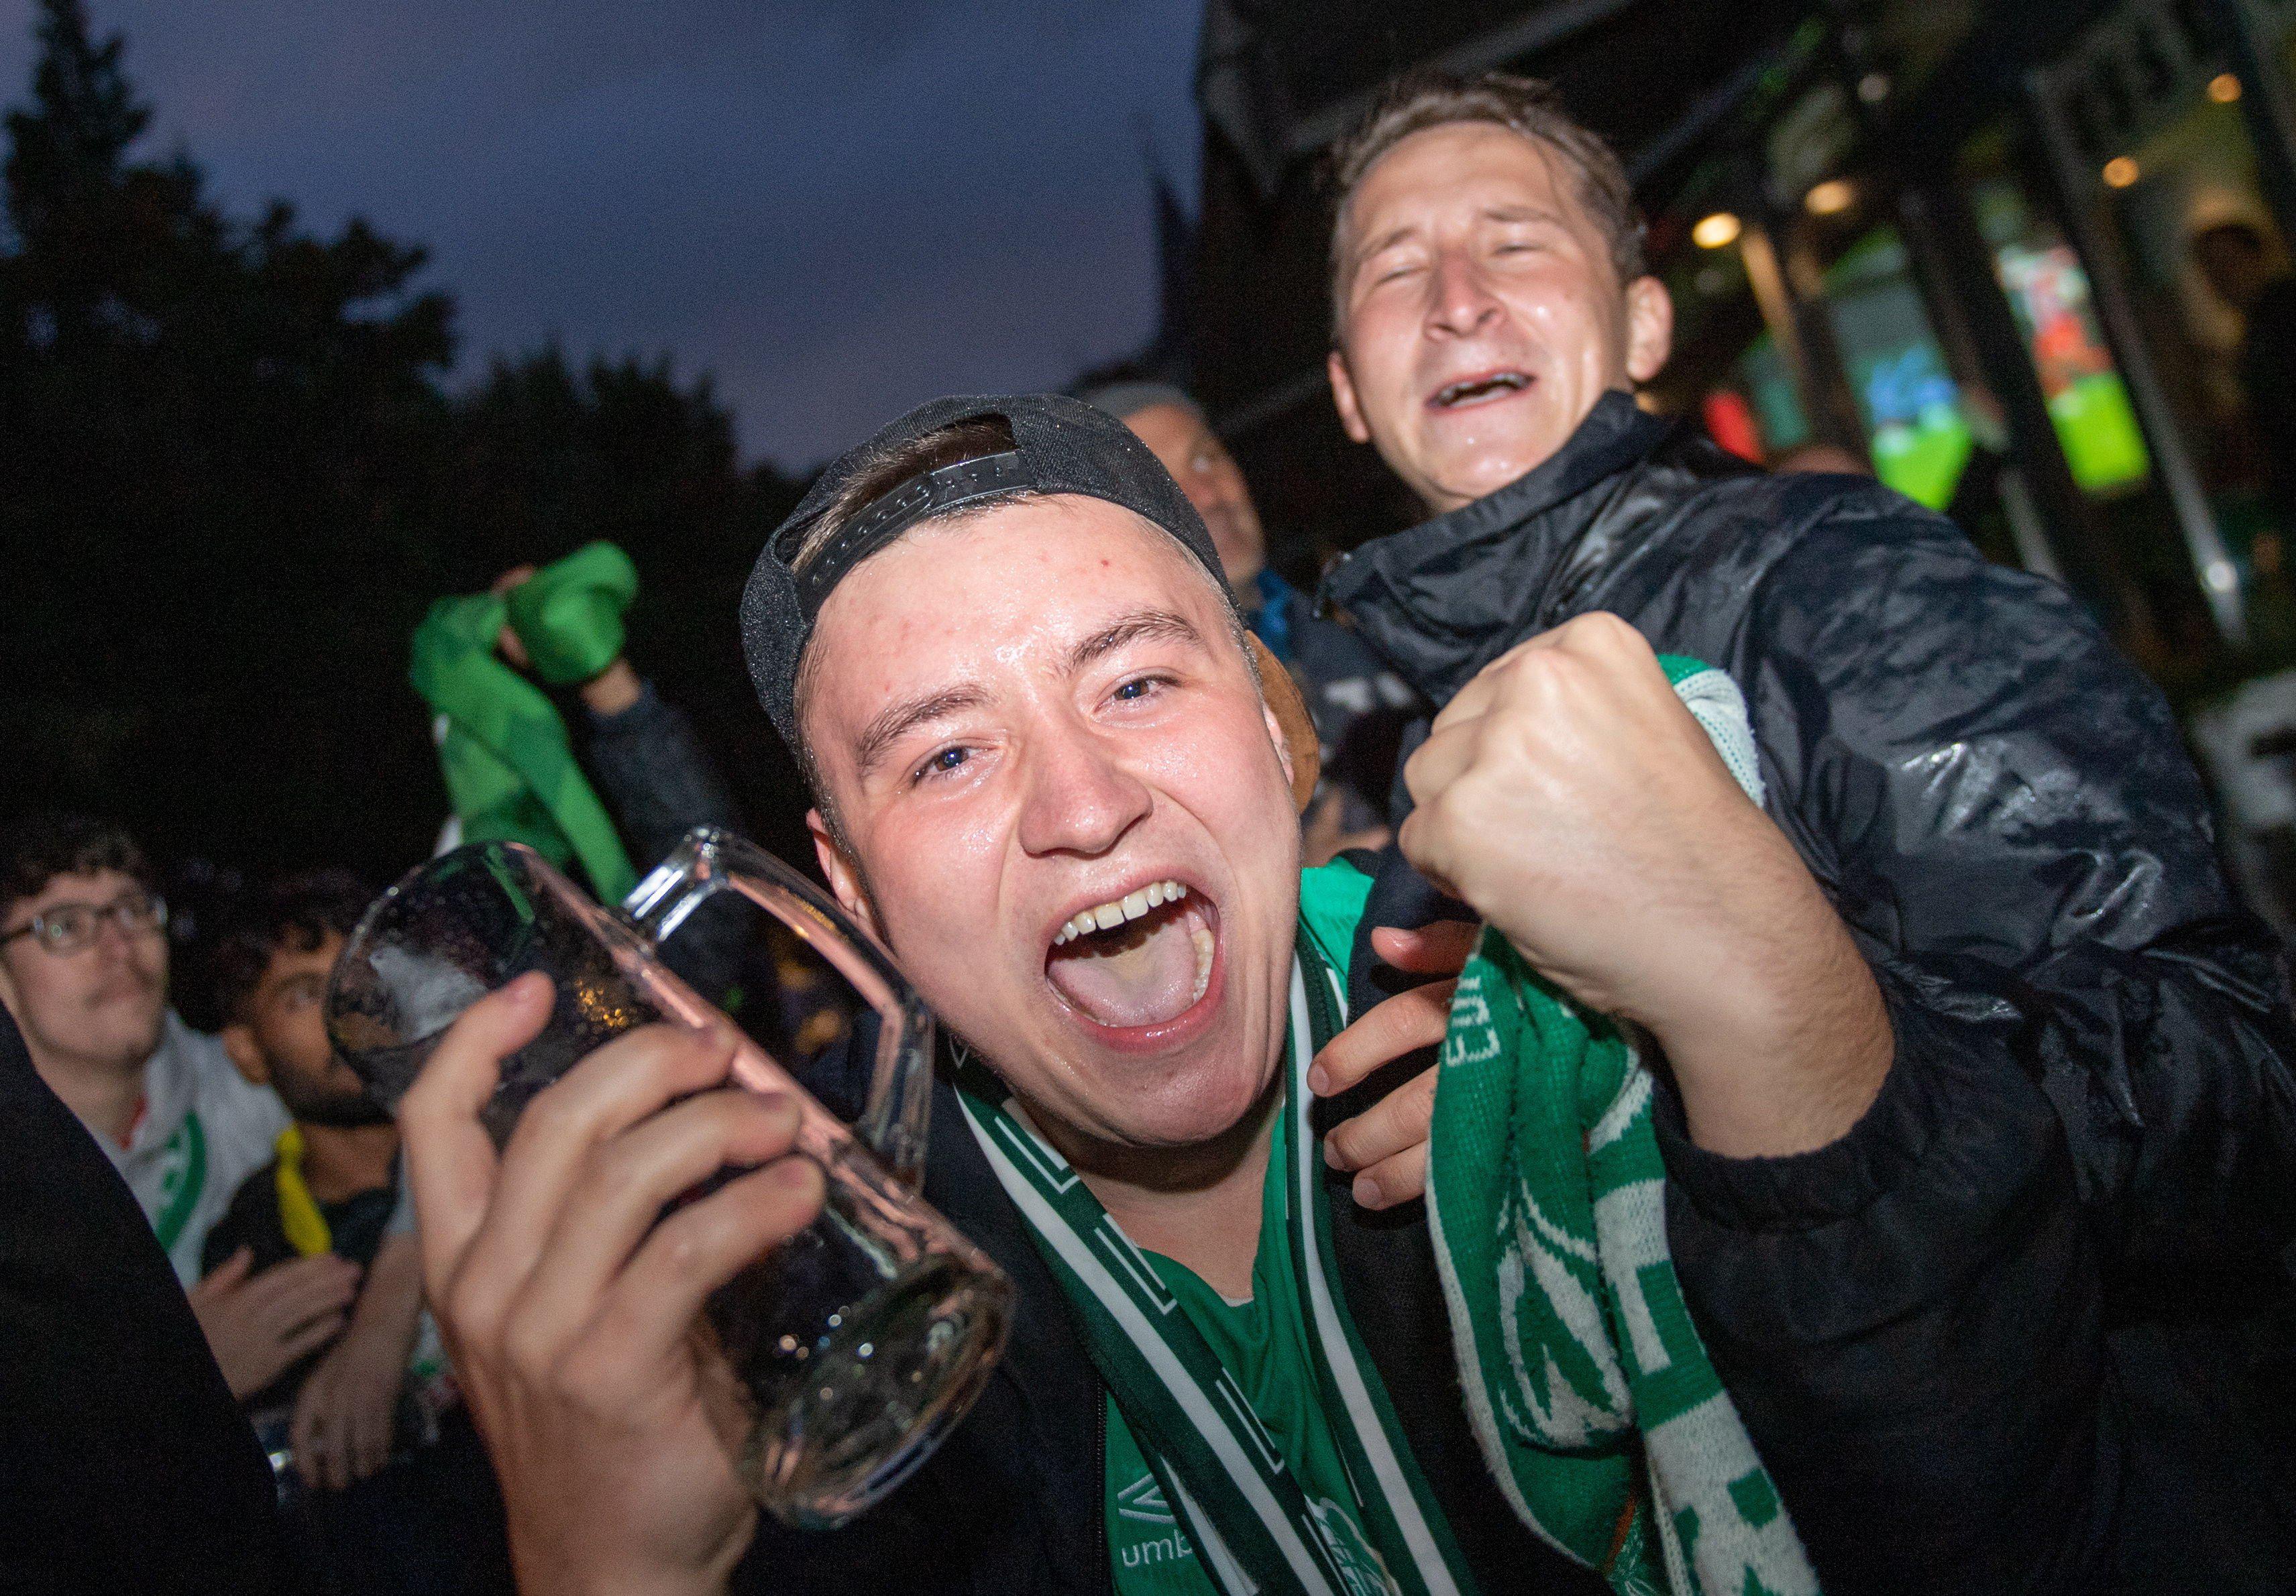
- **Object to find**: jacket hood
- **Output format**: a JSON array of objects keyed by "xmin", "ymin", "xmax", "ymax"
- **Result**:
[{"xmin": 1318, "ymin": 390, "xmax": 1683, "ymax": 703}]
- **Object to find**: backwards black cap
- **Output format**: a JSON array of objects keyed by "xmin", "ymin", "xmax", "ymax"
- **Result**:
[
  {"xmin": 742, "ymin": 393, "xmax": 1233, "ymax": 742},
  {"xmin": 739, "ymin": 392, "xmax": 1321, "ymax": 809}
]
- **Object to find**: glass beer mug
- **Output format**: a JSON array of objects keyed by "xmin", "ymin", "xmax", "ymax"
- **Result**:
[{"xmin": 325, "ymin": 826, "xmax": 1012, "ymax": 1528}]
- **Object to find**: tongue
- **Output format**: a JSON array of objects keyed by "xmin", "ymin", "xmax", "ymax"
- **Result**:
[{"xmin": 1047, "ymin": 905, "xmax": 1204, "ymax": 1028}]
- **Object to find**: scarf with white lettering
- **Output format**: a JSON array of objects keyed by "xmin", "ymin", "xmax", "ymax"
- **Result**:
[{"xmin": 1425, "ymin": 657, "xmax": 1818, "ymax": 1595}]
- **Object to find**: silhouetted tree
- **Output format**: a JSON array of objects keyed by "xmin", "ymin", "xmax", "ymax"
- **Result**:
[
  {"xmin": 0, "ymin": 0, "xmax": 808, "ymax": 883},
  {"xmin": 431, "ymin": 348, "xmax": 811, "ymax": 862}
]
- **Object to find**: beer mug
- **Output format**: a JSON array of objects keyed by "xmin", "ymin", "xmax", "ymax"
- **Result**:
[{"xmin": 325, "ymin": 826, "xmax": 1012, "ymax": 1528}]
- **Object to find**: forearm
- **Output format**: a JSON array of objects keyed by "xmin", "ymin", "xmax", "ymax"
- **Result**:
[
  {"xmin": 508, "ymin": 1538, "xmax": 741, "ymax": 1596},
  {"xmin": 346, "ymin": 1231, "xmax": 423, "ymax": 1362},
  {"xmin": 1640, "ymin": 842, "xmax": 1894, "ymax": 1159},
  {"xmin": 584, "ymin": 679, "xmax": 743, "ymax": 858},
  {"xmin": 1484, "ymin": 797, "xmax": 1894, "ymax": 1160}
]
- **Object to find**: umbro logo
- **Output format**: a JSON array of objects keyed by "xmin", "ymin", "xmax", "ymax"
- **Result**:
[{"xmin": 1117, "ymin": 1472, "xmax": 1176, "ymax": 1525}]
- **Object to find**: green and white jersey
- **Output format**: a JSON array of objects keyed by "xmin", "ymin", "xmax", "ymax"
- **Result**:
[
  {"xmin": 965, "ymin": 859, "xmax": 1476, "ymax": 1596},
  {"xmin": 1102, "ymin": 1073, "xmax": 1390, "ymax": 1596},
  {"xmin": 101, "ymin": 1011, "xmax": 290, "ymax": 1283}
]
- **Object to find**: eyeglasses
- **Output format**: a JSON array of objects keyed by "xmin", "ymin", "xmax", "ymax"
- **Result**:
[{"xmin": 0, "ymin": 891, "xmax": 169, "ymax": 956}]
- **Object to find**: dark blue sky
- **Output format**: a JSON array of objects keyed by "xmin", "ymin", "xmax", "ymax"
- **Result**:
[{"xmin": 0, "ymin": 1, "xmax": 1205, "ymax": 467}]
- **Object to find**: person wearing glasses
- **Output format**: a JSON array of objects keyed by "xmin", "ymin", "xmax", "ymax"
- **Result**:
[{"xmin": 0, "ymin": 813, "xmax": 363, "ymax": 1403}]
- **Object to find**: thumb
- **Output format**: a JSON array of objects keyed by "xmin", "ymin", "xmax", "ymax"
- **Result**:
[
  {"xmin": 1369, "ymin": 921, "xmax": 1481, "ymax": 976},
  {"xmin": 1392, "ymin": 811, "xmax": 1464, "ymax": 904}
]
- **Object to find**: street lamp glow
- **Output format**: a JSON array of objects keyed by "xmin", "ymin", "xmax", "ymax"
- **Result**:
[
  {"xmin": 1692, "ymin": 211, "xmax": 1742, "ymax": 249},
  {"xmin": 2102, "ymin": 156, "xmax": 2140, "ymax": 188},
  {"xmin": 2208, "ymin": 73, "xmax": 2242, "ymax": 103},
  {"xmin": 1804, "ymin": 178, "xmax": 1857, "ymax": 217}
]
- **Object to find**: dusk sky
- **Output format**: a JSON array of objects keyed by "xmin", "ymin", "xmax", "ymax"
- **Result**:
[{"xmin": 0, "ymin": 0, "xmax": 1207, "ymax": 467}]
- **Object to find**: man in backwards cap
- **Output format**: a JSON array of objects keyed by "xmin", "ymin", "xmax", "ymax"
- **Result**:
[
  {"xmin": 394, "ymin": 393, "xmax": 1890, "ymax": 1595},
  {"xmin": 1072, "ymin": 378, "xmax": 1419, "ymax": 861}
]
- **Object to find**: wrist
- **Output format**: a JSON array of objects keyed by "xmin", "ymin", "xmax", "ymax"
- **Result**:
[
  {"xmin": 580, "ymin": 659, "xmax": 643, "ymax": 716},
  {"xmin": 1652, "ymin": 929, "xmax": 1894, "ymax": 1159},
  {"xmin": 339, "ymin": 1322, "xmax": 408, "ymax": 1375}
]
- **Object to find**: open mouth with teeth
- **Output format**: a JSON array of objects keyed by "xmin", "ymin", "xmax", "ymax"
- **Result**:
[
  {"xmin": 1044, "ymin": 878, "xmax": 1221, "ymax": 1041},
  {"xmin": 1429, "ymin": 369, "xmax": 1532, "ymax": 409}
]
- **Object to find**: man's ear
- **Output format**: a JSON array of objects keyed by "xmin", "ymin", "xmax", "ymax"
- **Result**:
[
  {"xmin": 1246, "ymin": 636, "xmax": 1321, "ymax": 813},
  {"xmin": 1623, "ymin": 274, "xmax": 1674, "ymax": 386},
  {"xmin": 219, "ymin": 1023, "xmax": 270, "ymax": 1088},
  {"xmin": 1327, "ymin": 348, "xmax": 1373, "ymax": 445},
  {"xmin": 808, "ymin": 809, "xmax": 883, "ymax": 942},
  {"xmin": 1263, "ymin": 701, "xmax": 1297, "ymax": 795},
  {"xmin": 0, "ymin": 952, "xmax": 23, "ymax": 1027}
]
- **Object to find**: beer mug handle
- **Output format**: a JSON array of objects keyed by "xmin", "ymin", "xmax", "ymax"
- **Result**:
[{"xmin": 621, "ymin": 827, "xmax": 937, "ymax": 1186}]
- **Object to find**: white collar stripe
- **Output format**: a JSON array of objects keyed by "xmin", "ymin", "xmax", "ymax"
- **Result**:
[
  {"xmin": 1286, "ymin": 966, "xmax": 1467, "ymax": 1596},
  {"xmin": 960, "ymin": 1092, "xmax": 1344, "ymax": 1596}
]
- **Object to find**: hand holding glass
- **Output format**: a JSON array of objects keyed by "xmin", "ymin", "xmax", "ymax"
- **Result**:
[{"xmin": 325, "ymin": 828, "xmax": 1011, "ymax": 1528}]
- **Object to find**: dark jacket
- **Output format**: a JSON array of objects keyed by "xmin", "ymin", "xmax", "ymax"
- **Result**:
[
  {"xmin": 1248, "ymin": 567, "xmax": 1423, "ymax": 830},
  {"xmin": 0, "ymin": 1005, "xmax": 291, "ymax": 1595},
  {"xmin": 734, "ymin": 1035, "xmax": 1610, "ymax": 1596},
  {"xmin": 1319, "ymin": 392, "xmax": 2296, "ymax": 1595},
  {"xmin": 582, "ymin": 679, "xmax": 750, "ymax": 1002}
]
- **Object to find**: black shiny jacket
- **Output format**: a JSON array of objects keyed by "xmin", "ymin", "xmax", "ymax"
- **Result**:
[{"xmin": 1322, "ymin": 392, "xmax": 2296, "ymax": 1595}]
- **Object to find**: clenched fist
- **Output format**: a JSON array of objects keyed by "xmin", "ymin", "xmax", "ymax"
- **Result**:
[{"xmin": 1397, "ymin": 614, "xmax": 1891, "ymax": 1158}]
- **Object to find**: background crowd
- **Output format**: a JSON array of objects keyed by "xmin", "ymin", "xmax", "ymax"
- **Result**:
[
  {"xmin": 7, "ymin": 0, "xmax": 2296, "ymax": 1593},
  {"xmin": 0, "ymin": 19, "xmax": 1417, "ymax": 1585}
]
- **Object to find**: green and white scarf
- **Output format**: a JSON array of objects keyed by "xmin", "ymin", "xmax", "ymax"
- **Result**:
[
  {"xmin": 958, "ymin": 944, "xmax": 1477, "ymax": 1596},
  {"xmin": 1425, "ymin": 657, "xmax": 1818, "ymax": 1596},
  {"xmin": 954, "ymin": 657, "xmax": 1810, "ymax": 1596}
]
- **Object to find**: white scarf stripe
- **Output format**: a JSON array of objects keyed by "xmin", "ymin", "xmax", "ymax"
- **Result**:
[
  {"xmin": 1215, "ymin": 1371, "xmax": 1287, "ymax": 1475},
  {"xmin": 1286, "ymin": 966, "xmax": 1468, "ymax": 1596},
  {"xmin": 1094, "ymin": 1222, "xmax": 1180, "ymax": 1313},
  {"xmin": 1170, "ymin": 1467, "xmax": 1263, "ymax": 1596},
  {"xmin": 961, "ymin": 1098, "xmax": 1343, "ymax": 1596}
]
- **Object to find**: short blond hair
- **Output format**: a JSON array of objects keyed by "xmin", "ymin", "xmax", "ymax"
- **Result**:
[{"xmin": 1328, "ymin": 69, "xmax": 1646, "ymax": 325}]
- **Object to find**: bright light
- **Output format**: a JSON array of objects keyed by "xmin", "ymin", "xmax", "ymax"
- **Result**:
[
  {"xmin": 1692, "ymin": 211, "xmax": 1742, "ymax": 249},
  {"xmin": 1857, "ymin": 72, "xmax": 1890, "ymax": 105},
  {"xmin": 2208, "ymin": 72, "xmax": 2242, "ymax": 103},
  {"xmin": 1804, "ymin": 178, "xmax": 1857, "ymax": 217},
  {"xmin": 2102, "ymin": 156, "xmax": 2140, "ymax": 188}
]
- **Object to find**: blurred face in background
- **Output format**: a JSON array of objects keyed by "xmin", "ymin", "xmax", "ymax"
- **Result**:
[
  {"xmin": 800, "ymin": 496, "xmax": 1301, "ymax": 1164},
  {"xmin": 2193, "ymin": 226, "xmax": 2274, "ymax": 313},
  {"xmin": 221, "ymin": 929, "xmax": 388, "ymax": 1127},
  {"xmin": 1327, "ymin": 121, "xmax": 1672, "ymax": 514},
  {"xmin": 1120, "ymin": 402, "xmax": 1268, "ymax": 593},
  {"xmin": 0, "ymin": 868, "xmax": 168, "ymax": 1078}
]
